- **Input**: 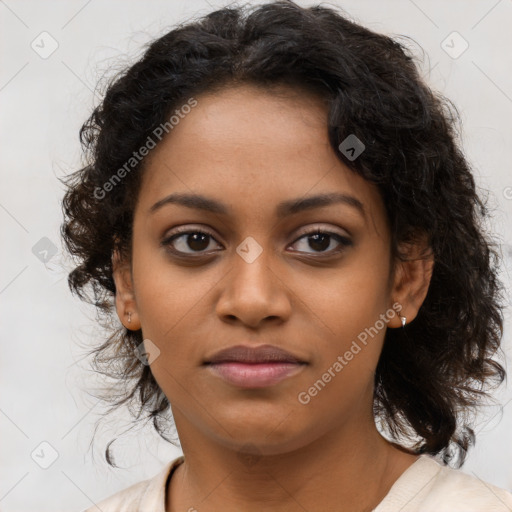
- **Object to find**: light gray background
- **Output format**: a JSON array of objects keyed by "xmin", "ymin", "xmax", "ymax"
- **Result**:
[{"xmin": 1, "ymin": 0, "xmax": 512, "ymax": 511}]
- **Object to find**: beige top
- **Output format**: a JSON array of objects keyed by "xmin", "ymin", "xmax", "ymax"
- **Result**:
[{"xmin": 82, "ymin": 454, "xmax": 512, "ymax": 511}]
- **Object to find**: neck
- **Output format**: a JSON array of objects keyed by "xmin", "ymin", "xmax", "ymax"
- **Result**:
[{"xmin": 167, "ymin": 411, "xmax": 419, "ymax": 512}]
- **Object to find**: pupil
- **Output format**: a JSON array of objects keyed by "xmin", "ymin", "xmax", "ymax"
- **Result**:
[
  {"xmin": 188, "ymin": 233, "xmax": 209, "ymax": 251},
  {"xmin": 309, "ymin": 233, "xmax": 330, "ymax": 252}
]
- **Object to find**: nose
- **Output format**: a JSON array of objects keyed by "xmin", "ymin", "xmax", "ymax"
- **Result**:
[{"xmin": 215, "ymin": 240, "xmax": 292, "ymax": 329}]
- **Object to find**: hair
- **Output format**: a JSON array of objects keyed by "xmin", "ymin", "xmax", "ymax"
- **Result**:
[{"xmin": 60, "ymin": 0, "xmax": 506, "ymax": 468}]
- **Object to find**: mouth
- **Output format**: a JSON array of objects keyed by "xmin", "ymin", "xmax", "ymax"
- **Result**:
[
  {"xmin": 204, "ymin": 361, "xmax": 307, "ymax": 388},
  {"xmin": 203, "ymin": 344, "xmax": 308, "ymax": 388}
]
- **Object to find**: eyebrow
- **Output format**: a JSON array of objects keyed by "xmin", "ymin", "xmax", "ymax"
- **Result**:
[{"xmin": 149, "ymin": 192, "xmax": 365, "ymax": 219}]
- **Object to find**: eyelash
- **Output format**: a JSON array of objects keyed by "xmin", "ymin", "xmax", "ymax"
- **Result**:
[{"xmin": 161, "ymin": 226, "xmax": 353, "ymax": 258}]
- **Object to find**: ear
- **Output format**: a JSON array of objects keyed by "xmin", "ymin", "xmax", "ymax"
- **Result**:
[
  {"xmin": 388, "ymin": 232, "xmax": 434, "ymax": 328},
  {"xmin": 112, "ymin": 248, "xmax": 141, "ymax": 330}
]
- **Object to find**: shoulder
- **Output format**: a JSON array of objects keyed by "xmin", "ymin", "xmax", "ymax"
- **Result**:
[
  {"xmin": 376, "ymin": 454, "xmax": 512, "ymax": 512},
  {"xmin": 423, "ymin": 457, "xmax": 512, "ymax": 511},
  {"xmin": 81, "ymin": 455, "xmax": 185, "ymax": 512}
]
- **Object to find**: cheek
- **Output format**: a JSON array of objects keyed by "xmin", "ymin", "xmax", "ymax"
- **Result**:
[
  {"xmin": 300, "ymin": 251, "xmax": 391, "ymax": 384},
  {"xmin": 130, "ymin": 249, "xmax": 221, "ymax": 379},
  {"xmin": 309, "ymin": 255, "xmax": 390, "ymax": 334},
  {"xmin": 131, "ymin": 240, "xmax": 206, "ymax": 333}
]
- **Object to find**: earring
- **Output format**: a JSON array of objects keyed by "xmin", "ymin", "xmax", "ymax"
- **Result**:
[
  {"xmin": 127, "ymin": 312, "xmax": 132, "ymax": 323},
  {"xmin": 401, "ymin": 315, "xmax": 407, "ymax": 328}
]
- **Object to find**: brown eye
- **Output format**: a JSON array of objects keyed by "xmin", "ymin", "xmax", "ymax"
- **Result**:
[
  {"xmin": 161, "ymin": 226, "xmax": 352, "ymax": 258},
  {"xmin": 289, "ymin": 229, "xmax": 352, "ymax": 255},
  {"xmin": 161, "ymin": 229, "xmax": 221, "ymax": 255}
]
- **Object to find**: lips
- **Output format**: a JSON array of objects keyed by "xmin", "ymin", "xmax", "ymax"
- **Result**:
[
  {"xmin": 207, "ymin": 362, "xmax": 305, "ymax": 388},
  {"xmin": 203, "ymin": 344, "xmax": 306, "ymax": 365},
  {"xmin": 203, "ymin": 344, "xmax": 307, "ymax": 388}
]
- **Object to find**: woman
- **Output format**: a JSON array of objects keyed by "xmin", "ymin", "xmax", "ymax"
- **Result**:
[{"xmin": 61, "ymin": 1, "xmax": 512, "ymax": 510}]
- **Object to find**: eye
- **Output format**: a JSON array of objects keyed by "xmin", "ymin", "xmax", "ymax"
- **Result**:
[
  {"xmin": 289, "ymin": 228, "xmax": 353, "ymax": 256},
  {"xmin": 161, "ymin": 226, "xmax": 353, "ymax": 257},
  {"xmin": 161, "ymin": 227, "xmax": 222, "ymax": 256}
]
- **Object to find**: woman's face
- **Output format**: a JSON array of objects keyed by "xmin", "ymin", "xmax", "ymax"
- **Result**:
[{"xmin": 114, "ymin": 83, "xmax": 404, "ymax": 455}]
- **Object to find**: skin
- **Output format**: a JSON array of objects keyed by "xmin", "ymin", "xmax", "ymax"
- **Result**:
[{"xmin": 112, "ymin": 83, "xmax": 434, "ymax": 512}]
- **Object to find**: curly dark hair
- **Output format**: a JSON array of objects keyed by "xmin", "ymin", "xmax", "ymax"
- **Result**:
[{"xmin": 60, "ymin": 0, "xmax": 506, "ymax": 468}]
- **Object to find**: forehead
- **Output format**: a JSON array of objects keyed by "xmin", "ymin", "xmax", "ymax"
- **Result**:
[
  {"xmin": 144, "ymin": 83, "xmax": 330, "ymax": 172},
  {"xmin": 136, "ymin": 84, "xmax": 386, "ymax": 231}
]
